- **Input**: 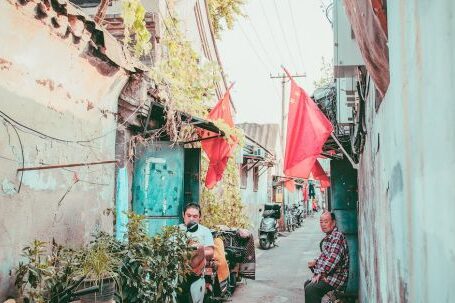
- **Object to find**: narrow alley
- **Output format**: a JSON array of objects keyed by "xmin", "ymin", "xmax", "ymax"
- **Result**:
[{"xmin": 231, "ymin": 214, "xmax": 323, "ymax": 303}]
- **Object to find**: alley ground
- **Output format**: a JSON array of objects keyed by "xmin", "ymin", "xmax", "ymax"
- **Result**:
[{"xmin": 231, "ymin": 213, "xmax": 323, "ymax": 303}]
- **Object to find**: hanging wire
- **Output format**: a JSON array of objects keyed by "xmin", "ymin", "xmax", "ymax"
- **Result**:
[
  {"xmin": 237, "ymin": 21, "xmax": 282, "ymax": 100},
  {"xmin": 258, "ymin": 0, "xmax": 287, "ymax": 64},
  {"xmin": 246, "ymin": 17, "xmax": 277, "ymax": 71},
  {"xmin": 238, "ymin": 22, "xmax": 273, "ymax": 73},
  {"xmin": 1, "ymin": 118, "xmax": 24, "ymax": 193},
  {"xmin": 287, "ymin": 0, "xmax": 306, "ymax": 70},
  {"xmin": 0, "ymin": 101, "xmax": 144, "ymax": 145},
  {"xmin": 272, "ymin": 0, "xmax": 298, "ymax": 67}
]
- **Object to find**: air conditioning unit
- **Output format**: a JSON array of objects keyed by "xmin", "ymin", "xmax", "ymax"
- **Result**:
[
  {"xmin": 336, "ymin": 77, "xmax": 357, "ymax": 125},
  {"xmin": 333, "ymin": 0, "xmax": 364, "ymax": 126},
  {"xmin": 253, "ymin": 148, "xmax": 265, "ymax": 158}
]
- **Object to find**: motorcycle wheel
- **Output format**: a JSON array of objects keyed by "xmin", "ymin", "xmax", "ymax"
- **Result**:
[
  {"xmin": 259, "ymin": 238, "xmax": 269, "ymax": 250},
  {"xmin": 228, "ymin": 272, "xmax": 237, "ymax": 294}
]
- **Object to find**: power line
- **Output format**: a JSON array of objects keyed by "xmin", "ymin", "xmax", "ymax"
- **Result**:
[
  {"xmin": 246, "ymin": 17, "xmax": 278, "ymax": 70},
  {"xmin": 287, "ymin": 0, "xmax": 306, "ymax": 71},
  {"xmin": 258, "ymin": 0, "xmax": 287, "ymax": 64},
  {"xmin": 272, "ymin": 0, "xmax": 298, "ymax": 67},
  {"xmin": 238, "ymin": 22, "xmax": 273, "ymax": 74},
  {"xmin": 237, "ymin": 21, "xmax": 283, "ymax": 102}
]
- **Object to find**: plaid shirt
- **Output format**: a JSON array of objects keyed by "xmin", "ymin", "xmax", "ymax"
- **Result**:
[{"xmin": 313, "ymin": 227, "xmax": 349, "ymax": 289}]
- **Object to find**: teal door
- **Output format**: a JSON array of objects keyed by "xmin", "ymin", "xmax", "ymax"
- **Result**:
[{"xmin": 133, "ymin": 142, "xmax": 185, "ymax": 235}]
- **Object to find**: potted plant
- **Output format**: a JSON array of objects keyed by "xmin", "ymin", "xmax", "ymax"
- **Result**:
[
  {"xmin": 74, "ymin": 232, "xmax": 121, "ymax": 303},
  {"xmin": 14, "ymin": 240, "xmax": 53, "ymax": 303},
  {"xmin": 115, "ymin": 213, "xmax": 193, "ymax": 303}
]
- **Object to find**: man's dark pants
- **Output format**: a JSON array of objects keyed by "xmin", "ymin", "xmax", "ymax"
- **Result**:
[{"xmin": 304, "ymin": 279, "xmax": 334, "ymax": 303}]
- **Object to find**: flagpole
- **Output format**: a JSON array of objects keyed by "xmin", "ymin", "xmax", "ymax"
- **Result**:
[
  {"xmin": 270, "ymin": 70, "xmax": 306, "ymax": 161},
  {"xmin": 330, "ymin": 133, "xmax": 359, "ymax": 169}
]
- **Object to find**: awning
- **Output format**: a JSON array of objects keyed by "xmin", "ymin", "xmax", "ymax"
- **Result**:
[{"xmin": 142, "ymin": 100, "xmax": 225, "ymax": 143}]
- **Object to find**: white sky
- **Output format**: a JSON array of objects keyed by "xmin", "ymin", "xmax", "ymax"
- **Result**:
[{"xmin": 217, "ymin": 0, "xmax": 333, "ymax": 124}]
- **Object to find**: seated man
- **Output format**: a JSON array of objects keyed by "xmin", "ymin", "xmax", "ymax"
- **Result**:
[
  {"xmin": 305, "ymin": 212, "xmax": 349, "ymax": 303},
  {"xmin": 178, "ymin": 203, "xmax": 214, "ymax": 303}
]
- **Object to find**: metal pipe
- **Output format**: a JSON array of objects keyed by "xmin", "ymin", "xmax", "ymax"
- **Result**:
[
  {"xmin": 17, "ymin": 160, "xmax": 118, "ymax": 172},
  {"xmin": 182, "ymin": 134, "xmax": 222, "ymax": 144},
  {"xmin": 330, "ymin": 133, "xmax": 359, "ymax": 169}
]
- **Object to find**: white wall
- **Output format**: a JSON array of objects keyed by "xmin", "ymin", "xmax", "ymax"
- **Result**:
[{"xmin": 357, "ymin": 1, "xmax": 455, "ymax": 302}]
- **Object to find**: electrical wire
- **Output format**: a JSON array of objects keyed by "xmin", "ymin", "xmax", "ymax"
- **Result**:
[
  {"xmin": 0, "ymin": 102, "xmax": 144, "ymax": 145},
  {"xmin": 287, "ymin": 0, "xmax": 306, "ymax": 70},
  {"xmin": 258, "ymin": 0, "xmax": 287, "ymax": 64},
  {"xmin": 1, "ymin": 118, "xmax": 24, "ymax": 193},
  {"xmin": 246, "ymin": 17, "xmax": 277, "ymax": 71},
  {"xmin": 237, "ymin": 22, "xmax": 282, "ymax": 101},
  {"xmin": 238, "ymin": 22, "xmax": 273, "ymax": 74},
  {"xmin": 272, "ymin": 0, "xmax": 298, "ymax": 67}
]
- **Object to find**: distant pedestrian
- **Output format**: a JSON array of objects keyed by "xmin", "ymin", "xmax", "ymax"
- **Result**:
[
  {"xmin": 305, "ymin": 212, "xmax": 349, "ymax": 303},
  {"xmin": 312, "ymin": 200, "xmax": 318, "ymax": 214}
]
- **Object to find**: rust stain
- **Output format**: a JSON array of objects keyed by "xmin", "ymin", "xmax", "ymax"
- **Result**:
[
  {"xmin": 86, "ymin": 101, "xmax": 94, "ymax": 111},
  {"xmin": 36, "ymin": 79, "xmax": 55, "ymax": 91},
  {"xmin": 0, "ymin": 58, "xmax": 13, "ymax": 70},
  {"xmin": 399, "ymin": 276, "xmax": 408, "ymax": 303}
]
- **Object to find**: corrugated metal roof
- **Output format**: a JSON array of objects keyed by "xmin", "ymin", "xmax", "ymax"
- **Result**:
[{"xmin": 236, "ymin": 123, "xmax": 281, "ymax": 157}]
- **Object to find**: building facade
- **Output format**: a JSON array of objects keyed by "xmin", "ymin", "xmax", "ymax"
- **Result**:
[
  {"xmin": 331, "ymin": 0, "xmax": 455, "ymax": 301},
  {"xmin": 0, "ymin": 0, "xmax": 140, "ymax": 297},
  {"xmin": 0, "ymin": 0, "xmax": 228, "ymax": 299}
]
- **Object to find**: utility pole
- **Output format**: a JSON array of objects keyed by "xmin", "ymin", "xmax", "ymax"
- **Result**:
[
  {"xmin": 270, "ymin": 72, "xmax": 306, "ymax": 159},
  {"xmin": 270, "ymin": 72, "xmax": 306, "ymax": 231}
]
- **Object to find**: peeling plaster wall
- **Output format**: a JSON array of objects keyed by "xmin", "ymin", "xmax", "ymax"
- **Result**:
[
  {"xmin": 240, "ymin": 168, "xmax": 268, "ymax": 234},
  {"xmin": 357, "ymin": 1, "xmax": 455, "ymax": 302},
  {"xmin": 0, "ymin": 3, "xmax": 129, "ymax": 299}
]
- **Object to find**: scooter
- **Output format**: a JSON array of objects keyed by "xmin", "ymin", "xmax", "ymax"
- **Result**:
[
  {"xmin": 259, "ymin": 204, "xmax": 281, "ymax": 249},
  {"xmin": 292, "ymin": 206, "xmax": 304, "ymax": 228},
  {"xmin": 205, "ymin": 229, "xmax": 255, "ymax": 302}
]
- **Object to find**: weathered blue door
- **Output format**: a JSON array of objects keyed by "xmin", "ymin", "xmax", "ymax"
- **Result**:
[
  {"xmin": 133, "ymin": 142, "xmax": 185, "ymax": 235},
  {"xmin": 330, "ymin": 158, "xmax": 359, "ymax": 295}
]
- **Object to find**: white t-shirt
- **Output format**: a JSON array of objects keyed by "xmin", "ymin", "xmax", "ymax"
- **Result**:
[{"xmin": 179, "ymin": 223, "xmax": 214, "ymax": 247}]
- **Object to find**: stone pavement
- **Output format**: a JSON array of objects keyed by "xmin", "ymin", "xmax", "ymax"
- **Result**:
[{"xmin": 231, "ymin": 213, "xmax": 324, "ymax": 303}]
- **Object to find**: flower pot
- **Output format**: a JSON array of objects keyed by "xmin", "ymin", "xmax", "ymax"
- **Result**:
[{"xmin": 77, "ymin": 277, "xmax": 116, "ymax": 303}]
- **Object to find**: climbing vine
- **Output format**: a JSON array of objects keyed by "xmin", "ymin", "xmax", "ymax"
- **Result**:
[
  {"xmin": 313, "ymin": 56, "xmax": 334, "ymax": 89},
  {"xmin": 150, "ymin": 17, "xmax": 221, "ymax": 119},
  {"xmin": 200, "ymin": 155, "xmax": 250, "ymax": 229},
  {"xmin": 121, "ymin": 0, "xmax": 152, "ymax": 57},
  {"xmin": 207, "ymin": 0, "xmax": 246, "ymax": 39}
]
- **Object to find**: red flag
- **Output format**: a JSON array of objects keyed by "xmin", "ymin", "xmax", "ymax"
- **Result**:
[
  {"xmin": 200, "ymin": 85, "xmax": 237, "ymax": 189},
  {"xmin": 284, "ymin": 179, "xmax": 296, "ymax": 192},
  {"xmin": 311, "ymin": 160, "xmax": 331, "ymax": 188},
  {"xmin": 283, "ymin": 67, "xmax": 333, "ymax": 178}
]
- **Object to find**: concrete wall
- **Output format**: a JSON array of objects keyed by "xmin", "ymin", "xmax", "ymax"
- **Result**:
[
  {"xmin": 357, "ymin": 1, "xmax": 455, "ymax": 302},
  {"xmin": 0, "ymin": 2, "xmax": 129, "ymax": 299},
  {"xmin": 240, "ymin": 166, "xmax": 268, "ymax": 233},
  {"xmin": 284, "ymin": 187, "xmax": 302, "ymax": 207}
]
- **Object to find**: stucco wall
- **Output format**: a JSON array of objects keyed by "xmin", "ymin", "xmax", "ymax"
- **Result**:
[
  {"xmin": 0, "ymin": 2, "xmax": 129, "ymax": 299},
  {"xmin": 240, "ymin": 168, "xmax": 269, "ymax": 233},
  {"xmin": 357, "ymin": 1, "xmax": 455, "ymax": 302}
]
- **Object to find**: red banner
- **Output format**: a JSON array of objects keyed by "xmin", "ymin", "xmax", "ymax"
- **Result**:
[
  {"xmin": 283, "ymin": 68, "xmax": 333, "ymax": 178},
  {"xmin": 200, "ymin": 85, "xmax": 237, "ymax": 189}
]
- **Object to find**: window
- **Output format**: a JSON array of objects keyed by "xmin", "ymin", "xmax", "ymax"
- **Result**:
[
  {"xmin": 253, "ymin": 166, "xmax": 259, "ymax": 192},
  {"xmin": 240, "ymin": 159, "xmax": 248, "ymax": 189},
  {"xmin": 273, "ymin": 185, "xmax": 283, "ymax": 203}
]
